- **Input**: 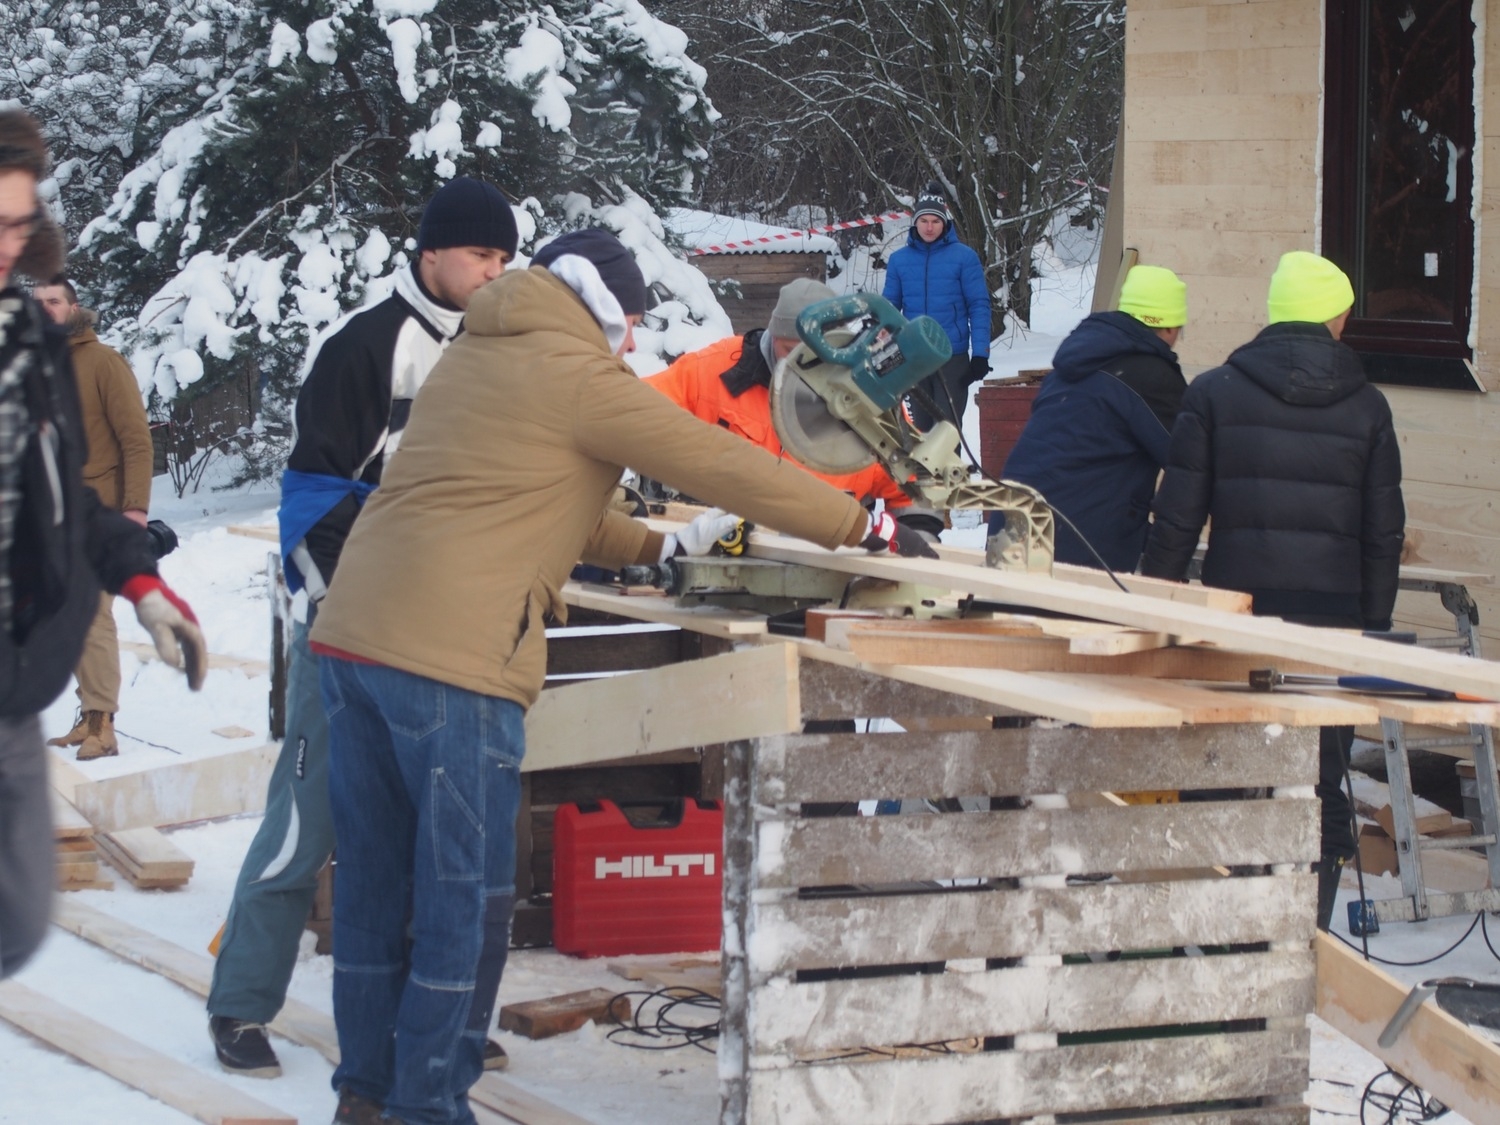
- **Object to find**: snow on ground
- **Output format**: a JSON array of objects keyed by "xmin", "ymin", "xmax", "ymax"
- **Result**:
[{"xmin": 5, "ymin": 269, "xmax": 1498, "ymax": 1125}]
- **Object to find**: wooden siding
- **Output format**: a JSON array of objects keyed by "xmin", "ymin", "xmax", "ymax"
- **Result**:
[{"xmin": 1124, "ymin": 3, "xmax": 1500, "ymax": 644}]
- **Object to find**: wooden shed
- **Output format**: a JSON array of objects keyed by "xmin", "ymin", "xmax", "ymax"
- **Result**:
[
  {"xmin": 668, "ymin": 208, "xmax": 835, "ymax": 335},
  {"xmin": 1115, "ymin": 1, "xmax": 1500, "ymax": 642}
]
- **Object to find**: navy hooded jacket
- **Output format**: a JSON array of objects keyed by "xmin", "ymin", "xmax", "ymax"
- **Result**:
[
  {"xmin": 1141, "ymin": 322, "xmax": 1404, "ymax": 630},
  {"xmin": 990, "ymin": 311, "xmax": 1185, "ymax": 572},
  {"xmin": 882, "ymin": 223, "xmax": 990, "ymax": 359}
]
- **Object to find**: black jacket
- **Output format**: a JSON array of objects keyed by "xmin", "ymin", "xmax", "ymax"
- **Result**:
[
  {"xmin": 995, "ymin": 311, "xmax": 1185, "ymax": 572},
  {"xmin": 1141, "ymin": 322, "xmax": 1405, "ymax": 630},
  {"xmin": 0, "ymin": 291, "xmax": 157, "ymax": 717}
]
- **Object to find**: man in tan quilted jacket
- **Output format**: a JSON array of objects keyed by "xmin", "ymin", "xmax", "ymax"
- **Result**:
[{"xmin": 34, "ymin": 275, "xmax": 154, "ymax": 760}]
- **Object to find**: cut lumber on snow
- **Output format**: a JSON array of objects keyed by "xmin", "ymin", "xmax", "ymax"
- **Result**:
[
  {"xmin": 50, "ymin": 900, "xmax": 593, "ymax": 1125},
  {"xmin": 526, "ymin": 642, "xmax": 801, "ymax": 770},
  {"xmin": 120, "ymin": 640, "xmax": 270, "ymax": 675},
  {"xmin": 227, "ymin": 523, "xmax": 279, "ymax": 541},
  {"xmin": 56, "ymin": 742, "xmax": 278, "ymax": 831},
  {"xmin": 1316, "ymin": 931, "xmax": 1500, "ymax": 1125},
  {"xmin": 49, "ymin": 787, "xmax": 93, "ymax": 837},
  {"xmin": 497, "ymin": 987, "xmax": 631, "ymax": 1039},
  {"xmin": 742, "ymin": 533, "xmax": 1500, "ymax": 699},
  {"xmin": 0, "ymin": 980, "xmax": 294, "ymax": 1125},
  {"xmin": 96, "ymin": 827, "xmax": 194, "ymax": 889}
]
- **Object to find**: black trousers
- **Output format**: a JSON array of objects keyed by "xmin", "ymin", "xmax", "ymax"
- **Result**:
[
  {"xmin": 908, "ymin": 354, "xmax": 975, "ymax": 432},
  {"xmin": 0, "ymin": 714, "xmax": 51, "ymax": 978}
]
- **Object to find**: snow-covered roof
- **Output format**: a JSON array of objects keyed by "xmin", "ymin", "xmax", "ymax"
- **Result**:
[{"xmin": 666, "ymin": 207, "xmax": 837, "ymax": 256}]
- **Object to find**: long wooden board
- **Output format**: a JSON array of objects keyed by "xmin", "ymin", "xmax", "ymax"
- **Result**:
[
  {"xmin": 57, "ymin": 743, "xmax": 278, "ymax": 831},
  {"xmin": 755, "ymin": 725, "xmax": 1320, "ymax": 803},
  {"xmin": 756, "ymin": 799, "xmax": 1318, "ymax": 888},
  {"xmin": 742, "ymin": 1026, "xmax": 1309, "ymax": 1124},
  {"xmin": 745, "ymin": 534, "xmax": 1500, "ymax": 698},
  {"xmin": 747, "ymin": 874, "xmax": 1316, "ymax": 975},
  {"xmin": 563, "ymin": 579, "xmax": 767, "ymax": 637},
  {"xmin": 1315, "ymin": 932, "xmax": 1500, "ymax": 1125},
  {"xmin": 0, "ymin": 980, "xmax": 294, "ymax": 1125},
  {"xmin": 50, "ymin": 900, "xmax": 593, "ymax": 1125},
  {"xmin": 751, "ymin": 949, "xmax": 1314, "ymax": 1054},
  {"xmin": 525, "ymin": 642, "xmax": 801, "ymax": 770}
]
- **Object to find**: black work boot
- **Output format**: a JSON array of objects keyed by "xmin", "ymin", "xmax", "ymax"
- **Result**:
[
  {"xmin": 209, "ymin": 1015, "xmax": 282, "ymax": 1077},
  {"xmin": 483, "ymin": 1038, "xmax": 509, "ymax": 1070},
  {"xmin": 333, "ymin": 1086, "xmax": 388, "ymax": 1124}
]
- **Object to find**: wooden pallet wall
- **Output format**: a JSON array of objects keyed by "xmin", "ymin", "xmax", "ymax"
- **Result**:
[
  {"xmin": 1123, "ymin": 2, "xmax": 1500, "ymax": 644},
  {"xmin": 719, "ymin": 721, "xmax": 1320, "ymax": 1124}
]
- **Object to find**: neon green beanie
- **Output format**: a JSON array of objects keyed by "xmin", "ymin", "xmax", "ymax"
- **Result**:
[
  {"xmin": 1267, "ymin": 251, "xmax": 1354, "ymax": 325},
  {"xmin": 1118, "ymin": 265, "xmax": 1187, "ymax": 329}
]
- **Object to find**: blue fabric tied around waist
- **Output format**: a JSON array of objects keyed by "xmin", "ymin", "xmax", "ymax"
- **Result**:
[{"xmin": 277, "ymin": 469, "xmax": 375, "ymax": 593}]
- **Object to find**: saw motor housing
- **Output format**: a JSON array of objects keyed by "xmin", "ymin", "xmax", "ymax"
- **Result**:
[{"xmin": 771, "ymin": 293, "xmax": 1055, "ymax": 574}]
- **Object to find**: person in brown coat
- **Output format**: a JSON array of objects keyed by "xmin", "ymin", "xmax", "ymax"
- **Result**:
[
  {"xmin": 308, "ymin": 229, "xmax": 932, "ymax": 1125},
  {"xmin": 34, "ymin": 275, "xmax": 154, "ymax": 760}
]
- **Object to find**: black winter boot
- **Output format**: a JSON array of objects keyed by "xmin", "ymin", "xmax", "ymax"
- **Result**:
[
  {"xmin": 333, "ymin": 1086, "xmax": 389, "ymax": 1124},
  {"xmin": 209, "ymin": 1015, "xmax": 282, "ymax": 1077}
]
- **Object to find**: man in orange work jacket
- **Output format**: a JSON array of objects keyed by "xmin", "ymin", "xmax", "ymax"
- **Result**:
[{"xmin": 646, "ymin": 278, "xmax": 944, "ymax": 538}]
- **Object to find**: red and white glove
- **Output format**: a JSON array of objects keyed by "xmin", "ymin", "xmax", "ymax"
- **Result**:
[
  {"xmin": 121, "ymin": 575, "xmax": 207, "ymax": 691},
  {"xmin": 861, "ymin": 511, "xmax": 938, "ymax": 559}
]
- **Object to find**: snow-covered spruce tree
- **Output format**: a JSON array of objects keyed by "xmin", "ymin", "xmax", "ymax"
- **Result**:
[{"xmin": 68, "ymin": 0, "xmax": 725, "ymax": 482}]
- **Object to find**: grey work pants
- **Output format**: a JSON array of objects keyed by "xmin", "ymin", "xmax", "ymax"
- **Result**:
[
  {"xmin": 0, "ymin": 714, "xmax": 52, "ymax": 978},
  {"xmin": 208, "ymin": 615, "xmax": 334, "ymax": 1022}
]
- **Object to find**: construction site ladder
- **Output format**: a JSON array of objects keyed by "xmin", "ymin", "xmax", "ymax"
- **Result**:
[{"xmin": 1373, "ymin": 578, "xmax": 1500, "ymax": 924}]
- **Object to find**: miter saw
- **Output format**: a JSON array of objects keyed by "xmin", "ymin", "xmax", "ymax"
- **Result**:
[{"xmin": 771, "ymin": 293, "xmax": 1055, "ymax": 573}]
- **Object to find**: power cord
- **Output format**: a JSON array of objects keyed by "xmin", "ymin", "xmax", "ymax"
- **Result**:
[
  {"xmin": 919, "ymin": 374, "xmax": 1131, "ymax": 594},
  {"xmin": 1332, "ymin": 913, "xmax": 1481, "ymax": 967},
  {"xmin": 605, "ymin": 987, "xmax": 719, "ymax": 1053},
  {"xmin": 1360, "ymin": 1068, "xmax": 1449, "ymax": 1123}
]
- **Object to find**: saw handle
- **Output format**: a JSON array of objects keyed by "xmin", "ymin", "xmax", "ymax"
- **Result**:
[{"xmin": 795, "ymin": 294, "xmax": 953, "ymax": 411}]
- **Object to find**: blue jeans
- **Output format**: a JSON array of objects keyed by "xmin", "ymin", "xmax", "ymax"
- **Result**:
[{"xmin": 321, "ymin": 657, "xmax": 523, "ymax": 1125}]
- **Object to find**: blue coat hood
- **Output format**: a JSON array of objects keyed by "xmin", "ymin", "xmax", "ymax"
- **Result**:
[{"xmin": 1052, "ymin": 311, "xmax": 1179, "ymax": 383}]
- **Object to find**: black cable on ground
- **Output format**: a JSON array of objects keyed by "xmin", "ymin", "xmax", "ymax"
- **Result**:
[
  {"xmin": 605, "ymin": 987, "xmax": 720, "ymax": 1053},
  {"xmin": 1332, "ymin": 913, "xmax": 1480, "ymax": 967},
  {"xmin": 1360, "ymin": 1067, "xmax": 1449, "ymax": 1123}
]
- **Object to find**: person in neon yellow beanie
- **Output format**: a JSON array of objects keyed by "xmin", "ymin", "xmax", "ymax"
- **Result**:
[
  {"xmin": 993, "ymin": 262, "xmax": 1189, "ymax": 572},
  {"xmin": 1142, "ymin": 249, "xmax": 1404, "ymax": 932}
]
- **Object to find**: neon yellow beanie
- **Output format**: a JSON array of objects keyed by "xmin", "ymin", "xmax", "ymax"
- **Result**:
[
  {"xmin": 1267, "ymin": 251, "xmax": 1354, "ymax": 325},
  {"xmin": 1118, "ymin": 265, "xmax": 1187, "ymax": 329}
]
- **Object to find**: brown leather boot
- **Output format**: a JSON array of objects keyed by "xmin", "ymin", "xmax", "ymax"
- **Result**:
[
  {"xmin": 47, "ymin": 712, "xmax": 90, "ymax": 748},
  {"xmin": 76, "ymin": 712, "xmax": 119, "ymax": 761}
]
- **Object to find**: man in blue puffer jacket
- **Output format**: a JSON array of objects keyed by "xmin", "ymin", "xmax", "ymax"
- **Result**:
[
  {"xmin": 883, "ymin": 182, "xmax": 991, "ymax": 430},
  {"xmin": 990, "ymin": 265, "xmax": 1188, "ymax": 572}
]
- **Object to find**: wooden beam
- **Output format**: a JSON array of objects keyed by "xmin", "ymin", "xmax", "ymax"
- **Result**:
[
  {"xmin": 120, "ymin": 640, "xmax": 270, "ymax": 676},
  {"xmin": 526, "ymin": 643, "xmax": 801, "ymax": 770},
  {"xmin": 1316, "ymin": 932, "xmax": 1500, "ymax": 1124},
  {"xmin": 563, "ymin": 579, "xmax": 766, "ymax": 638},
  {"xmin": 49, "ymin": 900, "xmax": 594, "ymax": 1125},
  {"xmin": 0, "ymin": 980, "xmax": 294, "ymax": 1125},
  {"xmin": 54, "ymin": 743, "xmax": 278, "ymax": 831},
  {"xmin": 744, "ymin": 535, "xmax": 1500, "ymax": 699}
]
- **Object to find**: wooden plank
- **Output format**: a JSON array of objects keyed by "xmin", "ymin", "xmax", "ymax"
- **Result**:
[
  {"xmin": 1315, "ymin": 931, "xmax": 1500, "ymax": 1125},
  {"xmin": 796, "ymin": 656, "xmax": 1016, "ymax": 721},
  {"xmin": 1056, "ymin": 675, "xmax": 1377, "ymax": 726},
  {"xmin": 497, "ymin": 988, "xmax": 631, "ymax": 1040},
  {"xmin": 101, "ymin": 827, "xmax": 195, "ymax": 878},
  {"xmin": 744, "ymin": 1026, "xmax": 1309, "ymax": 1124},
  {"xmin": 49, "ymin": 788, "xmax": 93, "ymax": 838},
  {"xmin": 120, "ymin": 640, "xmax": 270, "ymax": 676},
  {"xmin": 60, "ymin": 743, "xmax": 278, "ymax": 831},
  {"xmin": 751, "ymin": 948, "xmax": 1314, "ymax": 1054},
  {"xmin": 228, "ymin": 524, "xmax": 278, "ymax": 541},
  {"xmin": 49, "ymin": 900, "xmax": 593, "ymax": 1125},
  {"xmin": 743, "ymin": 535, "xmax": 1500, "ymax": 699},
  {"xmin": 931, "ymin": 541, "xmax": 1252, "ymax": 611},
  {"xmin": 797, "ymin": 644, "xmax": 1185, "ymax": 727},
  {"xmin": 755, "ymin": 725, "xmax": 1320, "ymax": 803},
  {"xmin": 0, "ymin": 981, "xmax": 294, "ymax": 1125},
  {"xmin": 748, "ymin": 874, "xmax": 1316, "ymax": 975},
  {"xmin": 525, "ymin": 643, "xmax": 801, "ymax": 771},
  {"xmin": 757, "ymin": 799, "xmax": 1319, "ymax": 889},
  {"xmin": 562, "ymin": 579, "xmax": 766, "ymax": 638}
]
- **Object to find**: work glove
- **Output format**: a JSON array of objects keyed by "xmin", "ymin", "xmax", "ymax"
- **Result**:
[
  {"xmin": 121, "ymin": 575, "xmax": 208, "ymax": 691},
  {"xmin": 861, "ymin": 511, "xmax": 938, "ymax": 559},
  {"xmin": 968, "ymin": 355, "xmax": 991, "ymax": 383},
  {"xmin": 661, "ymin": 508, "xmax": 745, "ymax": 560}
]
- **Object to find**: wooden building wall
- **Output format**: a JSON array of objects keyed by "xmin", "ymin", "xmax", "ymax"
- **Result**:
[
  {"xmin": 1124, "ymin": 1, "xmax": 1500, "ymax": 644},
  {"xmin": 692, "ymin": 251, "xmax": 827, "ymax": 336}
]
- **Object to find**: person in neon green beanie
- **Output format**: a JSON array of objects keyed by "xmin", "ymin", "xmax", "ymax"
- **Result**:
[
  {"xmin": 992, "ymin": 262, "xmax": 1189, "ymax": 572},
  {"xmin": 1142, "ymin": 249, "xmax": 1404, "ymax": 932}
]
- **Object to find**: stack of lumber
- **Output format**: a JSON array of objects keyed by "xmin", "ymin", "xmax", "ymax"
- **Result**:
[
  {"xmin": 95, "ymin": 827, "xmax": 195, "ymax": 890},
  {"xmin": 52, "ymin": 789, "xmax": 110, "ymax": 892}
]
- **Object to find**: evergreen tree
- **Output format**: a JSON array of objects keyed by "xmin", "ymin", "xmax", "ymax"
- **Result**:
[{"xmin": 5, "ymin": 0, "xmax": 726, "ymax": 481}]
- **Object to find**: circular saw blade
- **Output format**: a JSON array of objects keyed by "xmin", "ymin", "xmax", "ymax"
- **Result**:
[{"xmin": 770, "ymin": 345, "xmax": 878, "ymax": 475}]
